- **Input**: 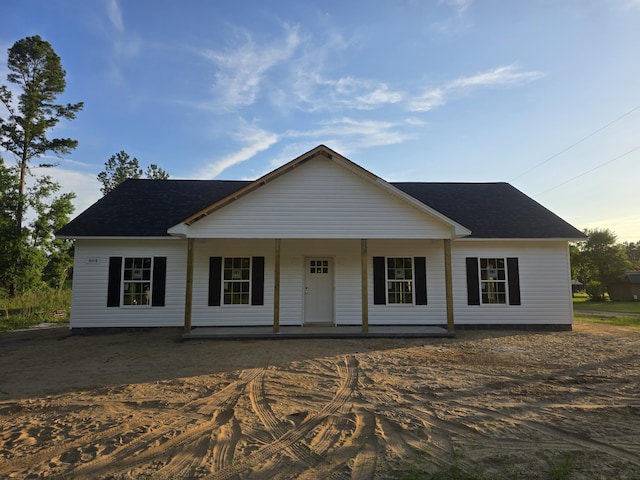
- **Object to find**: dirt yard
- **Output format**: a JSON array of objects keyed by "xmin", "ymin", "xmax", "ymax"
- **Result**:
[{"xmin": 0, "ymin": 322, "xmax": 639, "ymax": 479}]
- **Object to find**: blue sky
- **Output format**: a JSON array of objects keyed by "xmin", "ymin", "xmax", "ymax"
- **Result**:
[{"xmin": 1, "ymin": 0, "xmax": 639, "ymax": 241}]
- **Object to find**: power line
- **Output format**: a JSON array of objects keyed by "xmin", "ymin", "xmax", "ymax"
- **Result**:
[
  {"xmin": 510, "ymin": 104, "xmax": 640, "ymax": 182},
  {"xmin": 535, "ymin": 144, "xmax": 640, "ymax": 197}
]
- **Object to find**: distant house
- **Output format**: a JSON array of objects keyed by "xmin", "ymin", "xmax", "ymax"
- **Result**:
[
  {"xmin": 57, "ymin": 145, "xmax": 586, "ymax": 332},
  {"xmin": 608, "ymin": 272, "xmax": 640, "ymax": 302}
]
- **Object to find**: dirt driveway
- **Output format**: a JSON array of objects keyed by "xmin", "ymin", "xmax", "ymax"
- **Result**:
[{"xmin": 0, "ymin": 322, "xmax": 639, "ymax": 479}]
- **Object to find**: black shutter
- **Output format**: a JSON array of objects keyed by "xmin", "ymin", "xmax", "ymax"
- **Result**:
[
  {"xmin": 466, "ymin": 257, "xmax": 480, "ymax": 305},
  {"xmin": 414, "ymin": 257, "xmax": 428, "ymax": 305},
  {"xmin": 151, "ymin": 257, "xmax": 167, "ymax": 307},
  {"xmin": 373, "ymin": 256, "xmax": 386, "ymax": 305},
  {"xmin": 507, "ymin": 257, "xmax": 521, "ymax": 306},
  {"xmin": 107, "ymin": 257, "xmax": 122, "ymax": 307},
  {"xmin": 251, "ymin": 256, "xmax": 265, "ymax": 306},
  {"xmin": 208, "ymin": 257, "xmax": 222, "ymax": 306}
]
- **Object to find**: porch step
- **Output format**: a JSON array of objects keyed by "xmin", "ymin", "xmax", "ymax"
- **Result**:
[{"xmin": 182, "ymin": 325, "xmax": 454, "ymax": 340}]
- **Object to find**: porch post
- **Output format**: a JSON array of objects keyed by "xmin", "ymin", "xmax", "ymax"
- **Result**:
[
  {"xmin": 444, "ymin": 238, "xmax": 455, "ymax": 332},
  {"xmin": 361, "ymin": 239, "xmax": 369, "ymax": 333},
  {"xmin": 273, "ymin": 238, "xmax": 281, "ymax": 333},
  {"xmin": 183, "ymin": 238, "xmax": 194, "ymax": 333}
]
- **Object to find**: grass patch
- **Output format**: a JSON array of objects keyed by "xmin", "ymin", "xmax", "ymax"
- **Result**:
[
  {"xmin": 575, "ymin": 313, "xmax": 640, "ymax": 327},
  {"xmin": 0, "ymin": 287, "xmax": 71, "ymax": 331},
  {"xmin": 573, "ymin": 293, "xmax": 640, "ymax": 314}
]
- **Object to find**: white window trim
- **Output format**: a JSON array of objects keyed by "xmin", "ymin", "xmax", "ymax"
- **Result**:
[
  {"xmin": 385, "ymin": 256, "xmax": 415, "ymax": 306},
  {"xmin": 221, "ymin": 257, "xmax": 252, "ymax": 306},
  {"xmin": 478, "ymin": 257, "xmax": 508, "ymax": 306},
  {"xmin": 121, "ymin": 257, "xmax": 153, "ymax": 308}
]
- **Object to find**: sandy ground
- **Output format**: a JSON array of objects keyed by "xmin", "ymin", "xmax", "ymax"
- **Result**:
[{"xmin": 0, "ymin": 323, "xmax": 639, "ymax": 479}]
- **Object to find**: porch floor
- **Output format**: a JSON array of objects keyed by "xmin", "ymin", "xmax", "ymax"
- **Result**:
[{"xmin": 182, "ymin": 325, "xmax": 454, "ymax": 340}]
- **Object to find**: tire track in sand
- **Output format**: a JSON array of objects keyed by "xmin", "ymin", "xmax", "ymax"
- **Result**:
[
  {"xmin": 209, "ymin": 355, "xmax": 359, "ymax": 480},
  {"xmin": 71, "ymin": 368, "xmax": 263, "ymax": 478}
]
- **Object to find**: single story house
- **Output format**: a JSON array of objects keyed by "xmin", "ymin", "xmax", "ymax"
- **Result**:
[{"xmin": 57, "ymin": 145, "xmax": 586, "ymax": 332}]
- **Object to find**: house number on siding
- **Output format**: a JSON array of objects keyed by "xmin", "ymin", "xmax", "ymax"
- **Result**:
[{"xmin": 86, "ymin": 257, "xmax": 100, "ymax": 264}]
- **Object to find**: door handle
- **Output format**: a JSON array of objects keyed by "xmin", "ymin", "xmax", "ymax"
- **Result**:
[{"xmin": 305, "ymin": 286, "xmax": 308, "ymax": 294}]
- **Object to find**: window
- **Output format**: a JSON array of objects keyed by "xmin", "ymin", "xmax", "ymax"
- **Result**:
[
  {"xmin": 387, "ymin": 257, "xmax": 413, "ymax": 304},
  {"xmin": 123, "ymin": 257, "xmax": 152, "ymax": 305},
  {"xmin": 309, "ymin": 259, "xmax": 328, "ymax": 274},
  {"xmin": 107, "ymin": 256, "xmax": 166, "ymax": 308},
  {"xmin": 223, "ymin": 257, "xmax": 251, "ymax": 305},
  {"xmin": 480, "ymin": 258, "xmax": 506, "ymax": 304}
]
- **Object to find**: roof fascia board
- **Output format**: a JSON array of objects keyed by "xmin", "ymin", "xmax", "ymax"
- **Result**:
[
  {"xmin": 56, "ymin": 235, "xmax": 180, "ymax": 241},
  {"xmin": 455, "ymin": 237, "xmax": 586, "ymax": 242}
]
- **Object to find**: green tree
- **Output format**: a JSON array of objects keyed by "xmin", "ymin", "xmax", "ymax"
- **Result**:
[
  {"xmin": 98, "ymin": 150, "xmax": 169, "ymax": 196},
  {"xmin": 579, "ymin": 228, "xmax": 631, "ymax": 298},
  {"xmin": 623, "ymin": 241, "xmax": 640, "ymax": 270},
  {"xmin": 0, "ymin": 35, "xmax": 83, "ymax": 234},
  {"xmin": 0, "ymin": 36, "xmax": 81, "ymax": 296}
]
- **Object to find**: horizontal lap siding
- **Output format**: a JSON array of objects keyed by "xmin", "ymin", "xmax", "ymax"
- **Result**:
[
  {"xmin": 191, "ymin": 239, "xmax": 274, "ymax": 327},
  {"xmin": 187, "ymin": 158, "xmax": 452, "ymax": 239},
  {"xmin": 368, "ymin": 240, "xmax": 447, "ymax": 325},
  {"xmin": 70, "ymin": 240, "xmax": 187, "ymax": 328},
  {"xmin": 452, "ymin": 241, "xmax": 572, "ymax": 325},
  {"xmin": 279, "ymin": 240, "xmax": 361, "ymax": 326}
]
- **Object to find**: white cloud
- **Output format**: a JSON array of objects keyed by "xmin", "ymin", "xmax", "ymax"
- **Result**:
[
  {"xmin": 106, "ymin": 0, "xmax": 124, "ymax": 32},
  {"xmin": 439, "ymin": 0, "xmax": 473, "ymax": 15},
  {"xmin": 194, "ymin": 123, "xmax": 278, "ymax": 179},
  {"xmin": 29, "ymin": 167, "xmax": 102, "ymax": 219},
  {"xmin": 408, "ymin": 88, "xmax": 446, "ymax": 112},
  {"xmin": 201, "ymin": 24, "xmax": 301, "ymax": 110},
  {"xmin": 448, "ymin": 65, "xmax": 544, "ymax": 89}
]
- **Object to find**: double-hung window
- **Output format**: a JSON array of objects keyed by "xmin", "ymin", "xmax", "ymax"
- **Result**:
[
  {"xmin": 480, "ymin": 258, "xmax": 506, "ymax": 304},
  {"xmin": 223, "ymin": 257, "xmax": 251, "ymax": 305},
  {"xmin": 466, "ymin": 256, "xmax": 520, "ymax": 306},
  {"xmin": 107, "ymin": 256, "xmax": 167, "ymax": 307},
  {"xmin": 387, "ymin": 257, "xmax": 414, "ymax": 304},
  {"xmin": 123, "ymin": 257, "xmax": 152, "ymax": 305}
]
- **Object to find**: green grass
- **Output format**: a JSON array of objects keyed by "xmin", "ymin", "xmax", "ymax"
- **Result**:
[
  {"xmin": 0, "ymin": 287, "xmax": 71, "ymax": 331},
  {"xmin": 573, "ymin": 293, "xmax": 640, "ymax": 314},
  {"xmin": 575, "ymin": 313, "xmax": 640, "ymax": 327}
]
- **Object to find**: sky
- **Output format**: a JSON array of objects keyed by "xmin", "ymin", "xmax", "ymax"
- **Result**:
[{"xmin": 1, "ymin": 0, "xmax": 639, "ymax": 242}]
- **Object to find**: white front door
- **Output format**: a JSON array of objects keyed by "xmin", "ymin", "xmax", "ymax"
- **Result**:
[{"xmin": 304, "ymin": 258, "xmax": 334, "ymax": 324}]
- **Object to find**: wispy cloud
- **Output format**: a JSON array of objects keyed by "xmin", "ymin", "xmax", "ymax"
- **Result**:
[
  {"xmin": 106, "ymin": 0, "xmax": 124, "ymax": 32},
  {"xmin": 194, "ymin": 122, "xmax": 278, "ymax": 179},
  {"xmin": 439, "ymin": 0, "xmax": 474, "ymax": 15},
  {"xmin": 448, "ymin": 65, "xmax": 544, "ymax": 89},
  {"xmin": 200, "ymin": 24, "xmax": 301, "ymax": 110},
  {"xmin": 408, "ymin": 65, "xmax": 543, "ymax": 112}
]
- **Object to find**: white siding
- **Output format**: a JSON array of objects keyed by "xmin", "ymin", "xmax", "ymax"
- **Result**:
[
  {"xmin": 185, "ymin": 157, "xmax": 453, "ymax": 239},
  {"xmin": 70, "ymin": 239, "xmax": 187, "ymax": 328},
  {"xmin": 191, "ymin": 239, "xmax": 274, "ymax": 327},
  {"xmin": 451, "ymin": 241, "xmax": 573, "ymax": 326},
  {"xmin": 368, "ymin": 240, "xmax": 447, "ymax": 325},
  {"xmin": 70, "ymin": 238, "xmax": 573, "ymax": 329}
]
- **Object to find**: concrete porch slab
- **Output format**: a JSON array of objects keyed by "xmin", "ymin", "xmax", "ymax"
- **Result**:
[{"xmin": 182, "ymin": 325, "xmax": 454, "ymax": 340}]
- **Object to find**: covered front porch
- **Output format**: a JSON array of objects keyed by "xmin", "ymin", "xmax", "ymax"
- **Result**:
[{"xmin": 181, "ymin": 238, "xmax": 457, "ymax": 335}]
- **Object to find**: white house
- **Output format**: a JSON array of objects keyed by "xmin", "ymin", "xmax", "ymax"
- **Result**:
[{"xmin": 57, "ymin": 145, "xmax": 585, "ymax": 333}]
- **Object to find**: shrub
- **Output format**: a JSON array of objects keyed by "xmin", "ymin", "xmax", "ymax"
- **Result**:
[{"xmin": 586, "ymin": 280, "xmax": 605, "ymax": 301}]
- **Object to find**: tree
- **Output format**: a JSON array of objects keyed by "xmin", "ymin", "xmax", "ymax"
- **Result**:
[
  {"xmin": 578, "ymin": 228, "xmax": 631, "ymax": 298},
  {"xmin": 0, "ymin": 35, "xmax": 83, "ymax": 234},
  {"xmin": 97, "ymin": 150, "xmax": 169, "ymax": 196},
  {"xmin": 0, "ymin": 36, "xmax": 81, "ymax": 296},
  {"xmin": 623, "ymin": 241, "xmax": 640, "ymax": 270}
]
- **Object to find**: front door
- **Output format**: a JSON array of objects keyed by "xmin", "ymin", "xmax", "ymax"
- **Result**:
[{"xmin": 304, "ymin": 258, "xmax": 334, "ymax": 324}]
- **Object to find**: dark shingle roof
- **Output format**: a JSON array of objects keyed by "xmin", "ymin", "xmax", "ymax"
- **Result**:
[
  {"xmin": 56, "ymin": 179, "xmax": 250, "ymax": 237},
  {"xmin": 392, "ymin": 182, "xmax": 585, "ymax": 239},
  {"xmin": 57, "ymin": 178, "xmax": 585, "ymax": 239}
]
